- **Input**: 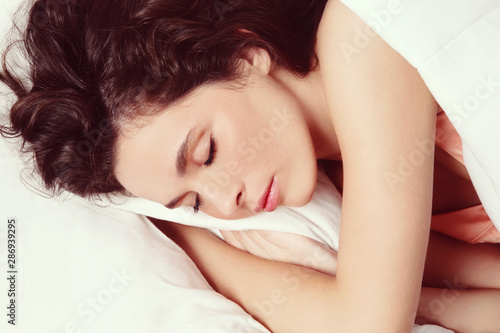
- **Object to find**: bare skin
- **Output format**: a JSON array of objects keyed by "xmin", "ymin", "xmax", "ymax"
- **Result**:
[
  {"xmin": 322, "ymin": 144, "xmax": 482, "ymax": 216},
  {"xmin": 151, "ymin": 152, "xmax": 499, "ymax": 333},
  {"xmin": 211, "ymin": 153, "xmax": 499, "ymax": 332},
  {"xmin": 147, "ymin": 105, "xmax": 499, "ymax": 332},
  {"xmin": 419, "ymin": 231, "xmax": 500, "ymax": 332},
  {"xmin": 151, "ymin": 141, "xmax": 500, "ymax": 333}
]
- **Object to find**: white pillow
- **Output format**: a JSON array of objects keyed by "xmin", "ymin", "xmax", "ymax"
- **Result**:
[{"xmin": 108, "ymin": 169, "xmax": 343, "ymax": 251}]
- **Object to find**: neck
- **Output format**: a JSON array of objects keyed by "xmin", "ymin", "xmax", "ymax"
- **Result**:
[{"xmin": 272, "ymin": 66, "xmax": 341, "ymax": 161}]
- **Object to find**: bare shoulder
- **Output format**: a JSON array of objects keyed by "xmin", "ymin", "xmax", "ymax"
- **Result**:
[
  {"xmin": 315, "ymin": 0, "xmax": 437, "ymax": 130},
  {"xmin": 316, "ymin": 0, "xmax": 405, "ymax": 70}
]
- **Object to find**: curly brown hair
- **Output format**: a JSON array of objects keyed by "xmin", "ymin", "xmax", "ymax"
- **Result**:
[{"xmin": 0, "ymin": 0, "xmax": 328, "ymax": 201}]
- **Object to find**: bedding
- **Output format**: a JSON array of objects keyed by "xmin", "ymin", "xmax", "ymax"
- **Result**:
[
  {"xmin": 0, "ymin": 137, "xmax": 451, "ymax": 333},
  {"xmin": 0, "ymin": 0, "xmax": 463, "ymax": 332},
  {"xmin": 0, "ymin": 137, "xmax": 452, "ymax": 333},
  {"xmin": 0, "ymin": 137, "xmax": 270, "ymax": 333}
]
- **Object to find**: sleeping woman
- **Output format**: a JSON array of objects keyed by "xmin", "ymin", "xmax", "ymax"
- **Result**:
[{"xmin": 1, "ymin": 0, "xmax": 500, "ymax": 332}]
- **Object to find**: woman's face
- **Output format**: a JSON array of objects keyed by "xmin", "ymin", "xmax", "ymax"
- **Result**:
[{"xmin": 115, "ymin": 54, "xmax": 318, "ymax": 220}]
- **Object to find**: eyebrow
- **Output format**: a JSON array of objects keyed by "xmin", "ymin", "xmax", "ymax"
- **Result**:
[{"xmin": 176, "ymin": 130, "xmax": 191, "ymax": 177}]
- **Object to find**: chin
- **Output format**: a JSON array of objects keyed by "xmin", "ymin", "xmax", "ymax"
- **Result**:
[
  {"xmin": 285, "ymin": 187, "xmax": 315, "ymax": 208},
  {"xmin": 286, "ymin": 166, "xmax": 318, "ymax": 208}
]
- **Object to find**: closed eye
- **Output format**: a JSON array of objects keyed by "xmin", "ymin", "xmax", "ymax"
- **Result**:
[
  {"xmin": 193, "ymin": 194, "xmax": 202, "ymax": 213},
  {"xmin": 192, "ymin": 136, "xmax": 216, "ymax": 213},
  {"xmin": 204, "ymin": 136, "xmax": 217, "ymax": 166}
]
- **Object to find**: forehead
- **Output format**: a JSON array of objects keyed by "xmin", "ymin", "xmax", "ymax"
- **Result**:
[{"xmin": 114, "ymin": 103, "xmax": 194, "ymax": 202}]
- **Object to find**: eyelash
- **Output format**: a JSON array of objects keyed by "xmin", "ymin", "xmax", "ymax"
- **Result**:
[
  {"xmin": 193, "ymin": 194, "xmax": 202, "ymax": 214},
  {"xmin": 193, "ymin": 136, "xmax": 217, "ymax": 213},
  {"xmin": 204, "ymin": 136, "xmax": 217, "ymax": 166}
]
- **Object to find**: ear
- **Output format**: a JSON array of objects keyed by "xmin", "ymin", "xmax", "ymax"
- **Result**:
[
  {"xmin": 237, "ymin": 28, "xmax": 272, "ymax": 76},
  {"xmin": 242, "ymin": 47, "xmax": 272, "ymax": 76}
]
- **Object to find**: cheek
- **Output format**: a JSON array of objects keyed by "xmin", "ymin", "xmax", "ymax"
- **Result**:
[{"xmin": 221, "ymin": 111, "xmax": 280, "ymax": 160}]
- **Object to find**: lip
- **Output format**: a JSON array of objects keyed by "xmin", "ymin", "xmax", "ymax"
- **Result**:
[{"xmin": 255, "ymin": 177, "xmax": 280, "ymax": 213}]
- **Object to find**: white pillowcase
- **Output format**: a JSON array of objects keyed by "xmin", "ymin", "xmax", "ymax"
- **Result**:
[{"xmin": 108, "ymin": 170, "xmax": 343, "ymax": 251}]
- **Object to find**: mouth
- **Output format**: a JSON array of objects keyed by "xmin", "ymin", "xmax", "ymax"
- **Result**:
[{"xmin": 255, "ymin": 176, "xmax": 280, "ymax": 213}]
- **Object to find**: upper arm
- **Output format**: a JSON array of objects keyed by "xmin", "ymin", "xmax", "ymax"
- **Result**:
[{"xmin": 317, "ymin": 1, "xmax": 437, "ymax": 330}]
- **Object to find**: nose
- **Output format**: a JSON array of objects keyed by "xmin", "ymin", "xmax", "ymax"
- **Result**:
[{"xmin": 193, "ymin": 173, "xmax": 244, "ymax": 217}]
